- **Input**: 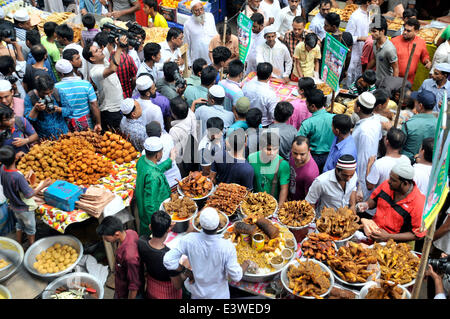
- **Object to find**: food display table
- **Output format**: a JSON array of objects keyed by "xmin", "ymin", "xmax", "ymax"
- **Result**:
[{"xmin": 241, "ymin": 73, "xmax": 299, "ymax": 102}]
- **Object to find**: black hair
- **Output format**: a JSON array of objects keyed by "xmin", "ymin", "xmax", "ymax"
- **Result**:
[
  {"xmin": 319, "ymin": 0, "xmax": 332, "ymax": 7},
  {"xmin": 227, "ymin": 59, "xmax": 244, "ymax": 78},
  {"xmin": 332, "ymin": 114, "xmax": 352, "ymax": 135},
  {"xmin": 256, "ymin": 62, "xmax": 273, "ymax": 81},
  {"xmin": 293, "ymin": 135, "xmax": 310, "ymax": 147},
  {"xmin": 163, "ymin": 61, "xmax": 179, "ymax": 82},
  {"xmin": 206, "ymin": 117, "xmax": 224, "ymax": 130},
  {"xmin": 371, "ymin": 15, "xmax": 388, "ymax": 35},
  {"xmin": 227, "ymin": 128, "xmax": 246, "ymax": 153},
  {"xmin": 250, "ymin": 12, "xmax": 264, "ymax": 26},
  {"xmin": 362, "ymin": 69, "xmax": 377, "ymax": 85},
  {"xmin": 167, "ymin": 27, "xmax": 183, "ymax": 42},
  {"xmin": 144, "ymin": 0, "xmax": 158, "ymax": 9},
  {"xmin": 200, "ymin": 65, "xmax": 218, "ymax": 87},
  {"xmin": 82, "ymin": 13, "xmax": 96, "ymax": 29},
  {"xmin": 43, "ymin": 21, "xmax": 57, "ymax": 38},
  {"xmin": 274, "ymin": 101, "xmax": 294, "ymax": 123},
  {"xmin": 26, "ymin": 29, "xmax": 41, "ymax": 46},
  {"xmin": 93, "ymin": 31, "xmax": 109, "ymax": 48},
  {"xmin": 356, "ymin": 99, "xmax": 373, "ymax": 115},
  {"xmin": 0, "ymin": 56, "xmax": 14, "ymax": 75},
  {"xmin": 96, "ymin": 216, "xmax": 123, "ymax": 236},
  {"xmin": 212, "ymin": 46, "xmax": 231, "ymax": 65},
  {"xmin": 304, "ymin": 88, "xmax": 325, "ymax": 109},
  {"xmin": 170, "ymin": 96, "xmax": 189, "ymax": 120},
  {"xmin": 82, "ymin": 41, "xmax": 95, "ymax": 63},
  {"xmin": 30, "ymin": 44, "xmax": 47, "ymax": 62},
  {"xmin": 341, "ymin": 32, "xmax": 354, "ymax": 48},
  {"xmin": 62, "ymin": 48, "xmax": 80, "ymax": 62},
  {"xmin": 246, "ymin": 108, "xmax": 262, "ymax": 129},
  {"xmin": 56, "ymin": 24, "xmax": 74, "ymax": 42},
  {"xmin": 293, "ymin": 16, "xmax": 306, "ymax": 24},
  {"xmin": 422, "ymin": 137, "xmax": 434, "ymax": 163},
  {"xmin": 305, "ymin": 33, "xmax": 318, "ymax": 49},
  {"xmin": 150, "ymin": 210, "xmax": 172, "ymax": 238},
  {"xmin": 146, "ymin": 121, "xmax": 162, "ymax": 137},
  {"xmin": 325, "ymin": 12, "xmax": 340, "ymax": 28},
  {"xmin": 218, "ymin": 24, "xmax": 232, "ymax": 36},
  {"xmin": 143, "ymin": 42, "xmax": 161, "ymax": 62},
  {"xmin": 34, "ymin": 74, "xmax": 54, "ymax": 92},
  {"xmin": 386, "ymin": 127, "xmax": 406, "ymax": 150},
  {"xmin": 0, "ymin": 104, "xmax": 14, "ymax": 122},
  {"xmin": 298, "ymin": 77, "xmax": 316, "ymax": 92},
  {"xmin": 261, "ymin": 131, "xmax": 280, "ymax": 149},
  {"xmin": 403, "ymin": 8, "xmax": 417, "ymax": 19},
  {"xmin": 373, "ymin": 88, "xmax": 390, "ymax": 108},
  {"xmin": 0, "ymin": 145, "xmax": 16, "ymax": 167},
  {"xmin": 192, "ymin": 58, "xmax": 207, "ymax": 76},
  {"xmin": 403, "ymin": 96, "xmax": 415, "ymax": 110},
  {"xmin": 405, "ymin": 18, "xmax": 420, "ymax": 31}
]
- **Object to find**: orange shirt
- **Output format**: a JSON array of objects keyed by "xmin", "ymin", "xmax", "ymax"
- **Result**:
[
  {"xmin": 209, "ymin": 34, "xmax": 239, "ymax": 61},
  {"xmin": 391, "ymin": 35, "xmax": 429, "ymax": 85}
]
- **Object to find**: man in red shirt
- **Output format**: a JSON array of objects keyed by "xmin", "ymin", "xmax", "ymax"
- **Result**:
[
  {"xmin": 391, "ymin": 18, "xmax": 431, "ymax": 86},
  {"xmin": 358, "ymin": 162, "xmax": 427, "ymax": 243}
]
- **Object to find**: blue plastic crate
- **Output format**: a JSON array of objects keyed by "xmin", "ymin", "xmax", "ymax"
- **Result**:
[
  {"xmin": 167, "ymin": 21, "xmax": 184, "ymax": 31},
  {"xmin": 44, "ymin": 180, "xmax": 85, "ymax": 212}
]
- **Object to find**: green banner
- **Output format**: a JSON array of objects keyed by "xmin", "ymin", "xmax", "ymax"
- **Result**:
[
  {"xmin": 237, "ymin": 13, "xmax": 253, "ymax": 64},
  {"xmin": 320, "ymin": 33, "xmax": 349, "ymax": 92}
]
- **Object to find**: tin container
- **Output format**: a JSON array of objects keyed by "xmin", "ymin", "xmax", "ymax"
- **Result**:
[{"xmin": 252, "ymin": 233, "xmax": 265, "ymax": 251}]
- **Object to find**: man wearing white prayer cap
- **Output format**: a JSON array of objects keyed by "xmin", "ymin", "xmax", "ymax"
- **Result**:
[
  {"xmin": 13, "ymin": 9, "xmax": 32, "ymax": 58},
  {"xmin": 359, "ymin": 161, "xmax": 427, "ymax": 242},
  {"xmin": 163, "ymin": 206, "xmax": 253, "ymax": 299},
  {"xmin": 135, "ymin": 74, "xmax": 165, "ymax": 130},
  {"xmin": 0, "ymin": 79, "xmax": 25, "ymax": 117},
  {"xmin": 54, "ymin": 59, "xmax": 101, "ymax": 133},
  {"xmin": 135, "ymin": 136, "xmax": 176, "ymax": 237},
  {"xmin": 119, "ymin": 98, "xmax": 148, "ymax": 153}
]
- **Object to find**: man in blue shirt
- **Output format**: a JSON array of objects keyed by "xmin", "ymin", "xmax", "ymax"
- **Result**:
[
  {"xmin": 415, "ymin": 62, "xmax": 450, "ymax": 112},
  {"xmin": 183, "ymin": 65, "xmax": 217, "ymax": 109},
  {"xmin": 308, "ymin": 0, "xmax": 331, "ymax": 41},
  {"xmin": 25, "ymin": 30, "xmax": 58, "ymax": 83}
]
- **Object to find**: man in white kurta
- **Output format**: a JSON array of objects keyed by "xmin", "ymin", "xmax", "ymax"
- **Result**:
[
  {"xmin": 183, "ymin": 0, "xmax": 218, "ymax": 67},
  {"xmin": 245, "ymin": 13, "xmax": 266, "ymax": 76}
]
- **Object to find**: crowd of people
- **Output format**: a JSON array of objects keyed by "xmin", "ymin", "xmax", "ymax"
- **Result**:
[{"xmin": 0, "ymin": 0, "xmax": 449, "ymax": 300}]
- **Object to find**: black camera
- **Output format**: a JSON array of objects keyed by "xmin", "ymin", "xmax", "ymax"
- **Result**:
[
  {"xmin": 174, "ymin": 69, "xmax": 186, "ymax": 89},
  {"xmin": 40, "ymin": 95, "xmax": 55, "ymax": 113},
  {"xmin": 102, "ymin": 22, "xmax": 144, "ymax": 51},
  {"xmin": 429, "ymin": 256, "xmax": 450, "ymax": 275},
  {"xmin": 0, "ymin": 20, "xmax": 16, "ymax": 42}
]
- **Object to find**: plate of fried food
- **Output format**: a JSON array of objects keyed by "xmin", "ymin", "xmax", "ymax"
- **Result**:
[
  {"xmin": 358, "ymin": 280, "xmax": 410, "ymax": 299},
  {"xmin": 281, "ymin": 258, "xmax": 334, "ymax": 299},
  {"xmin": 277, "ymin": 200, "xmax": 315, "ymax": 230},
  {"xmin": 240, "ymin": 192, "xmax": 278, "ymax": 219},
  {"xmin": 160, "ymin": 193, "xmax": 197, "ymax": 222},
  {"xmin": 369, "ymin": 239, "xmax": 420, "ymax": 288},
  {"xmin": 316, "ymin": 207, "xmax": 361, "ymax": 247},
  {"xmin": 204, "ymin": 183, "xmax": 248, "ymax": 217},
  {"xmin": 177, "ymin": 171, "xmax": 214, "ymax": 200},
  {"xmin": 327, "ymin": 242, "xmax": 380, "ymax": 287},
  {"xmin": 299, "ymin": 232, "xmax": 337, "ymax": 263},
  {"xmin": 316, "ymin": 82, "xmax": 333, "ymax": 96},
  {"xmin": 387, "ymin": 16, "xmax": 404, "ymax": 31},
  {"xmin": 223, "ymin": 218, "xmax": 297, "ymax": 282},
  {"xmin": 417, "ymin": 27, "xmax": 441, "ymax": 44},
  {"xmin": 192, "ymin": 209, "xmax": 229, "ymax": 234}
]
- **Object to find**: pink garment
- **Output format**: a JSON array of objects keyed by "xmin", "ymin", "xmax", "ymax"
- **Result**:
[
  {"xmin": 361, "ymin": 35, "xmax": 375, "ymax": 70},
  {"xmin": 287, "ymin": 98, "xmax": 312, "ymax": 131},
  {"xmin": 12, "ymin": 97, "xmax": 24, "ymax": 117}
]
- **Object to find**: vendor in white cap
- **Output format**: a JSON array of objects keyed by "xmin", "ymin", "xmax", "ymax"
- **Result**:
[
  {"xmin": 135, "ymin": 74, "xmax": 165, "ymax": 130},
  {"xmin": 135, "ymin": 136, "xmax": 176, "ymax": 237},
  {"xmin": 352, "ymin": 91, "xmax": 382, "ymax": 201},
  {"xmin": 256, "ymin": 26, "xmax": 293, "ymax": 83},
  {"xmin": 13, "ymin": 9, "xmax": 32, "ymax": 58},
  {"xmin": 416, "ymin": 62, "xmax": 450, "ymax": 112},
  {"xmin": 194, "ymin": 84, "xmax": 234, "ymax": 135},
  {"xmin": 183, "ymin": 0, "xmax": 218, "ymax": 66},
  {"xmin": 359, "ymin": 162, "xmax": 427, "ymax": 243},
  {"xmin": 0, "ymin": 79, "xmax": 24, "ymax": 117},
  {"xmin": 54, "ymin": 59, "xmax": 101, "ymax": 133},
  {"xmin": 119, "ymin": 98, "xmax": 147, "ymax": 152},
  {"xmin": 163, "ymin": 207, "xmax": 252, "ymax": 299}
]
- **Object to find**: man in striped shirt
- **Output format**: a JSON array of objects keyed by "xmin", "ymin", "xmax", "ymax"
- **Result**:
[{"xmin": 54, "ymin": 59, "xmax": 101, "ymax": 133}]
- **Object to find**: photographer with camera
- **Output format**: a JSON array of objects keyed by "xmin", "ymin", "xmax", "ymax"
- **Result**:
[
  {"xmin": 156, "ymin": 61, "xmax": 187, "ymax": 100},
  {"xmin": 24, "ymin": 74, "xmax": 73, "ymax": 139},
  {"xmin": 425, "ymin": 254, "xmax": 450, "ymax": 299},
  {"xmin": 83, "ymin": 35, "xmax": 127, "ymax": 132}
]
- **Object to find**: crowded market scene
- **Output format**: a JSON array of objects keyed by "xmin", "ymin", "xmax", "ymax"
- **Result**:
[{"xmin": 0, "ymin": 0, "xmax": 449, "ymax": 302}]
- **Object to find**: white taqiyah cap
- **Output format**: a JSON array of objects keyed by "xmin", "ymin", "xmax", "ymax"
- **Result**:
[
  {"xmin": 264, "ymin": 25, "xmax": 277, "ymax": 36},
  {"xmin": 391, "ymin": 162, "xmax": 415, "ymax": 180},
  {"xmin": 435, "ymin": 63, "xmax": 450, "ymax": 73},
  {"xmin": 0, "ymin": 80, "xmax": 12, "ymax": 92},
  {"xmin": 143, "ymin": 136, "xmax": 163, "ymax": 152},
  {"xmin": 136, "ymin": 75, "xmax": 153, "ymax": 91},
  {"xmin": 190, "ymin": 0, "xmax": 202, "ymax": 9},
  {"xmin": 55, "ymin": 59, "xmax": 73, "ymax": 74},
  {"xmin": 209, "ymin": 85, "xmax": 225, "ymax": 98},
  {"xmin": 357, "ymin": 91, "xmax": 376, "ymax": 109},
  {"xmin": 120, "ymin": 98, "xmax": 135, "ymax": 115},
  {"xmin": 199, "ymin": 207, "xmax": 220, "ymax": 231},
  {"xmin": 13, "ymin": 9, "xmax": 30, "ymax": 22}
]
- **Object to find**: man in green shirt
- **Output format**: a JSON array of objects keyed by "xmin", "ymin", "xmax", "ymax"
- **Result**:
[
  {"xmin": 41, "ymin": 22, "xmax": 61, "ymax": 81},
  {"xmin": 401, "ymin": 90, "xmax": 438, "ymax": 162},
  {"xmin": 298, "ymin": 88, "xmax": 335, "ymax": 173},
  {"xmin": 248, "ymin": 131, "xmax": 290, "ymax": 207},
  {"xmin": 136, "ymin": 136, "xmax": 176, "ymax": 237},
  {"xmin": 183, "ymin": 65, "xmax": 217, "ymax": 109}
]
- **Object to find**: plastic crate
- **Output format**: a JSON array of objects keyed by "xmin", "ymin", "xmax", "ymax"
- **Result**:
[
  {"xmin": 167, "ymin": 21, "xmax": 184, "ymax": 31},
  {"xmin": 44, "ymin": 181, "xmax": 84, "ymax": 212},
  {"xmin": 177, "ymin": 0, "xmax": 211, "ymax": 16}
]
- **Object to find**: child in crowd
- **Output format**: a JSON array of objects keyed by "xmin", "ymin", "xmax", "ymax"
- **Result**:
[
  {"xmin": 348, "ymin": 69, "xmax": 377, "ymax": 96},
  {"xmin": 81, "ymin": 13, "xmax": 100, "ymax": 48}
]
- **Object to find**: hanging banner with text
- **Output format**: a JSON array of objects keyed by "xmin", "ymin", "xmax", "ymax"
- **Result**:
[
  {"xmin": 237, "ymin": 12, "xmax": 253, "ymax": 64},
  {"xmin": 320, "ymin": 33, "xmax": 349, "ymax": 92}
]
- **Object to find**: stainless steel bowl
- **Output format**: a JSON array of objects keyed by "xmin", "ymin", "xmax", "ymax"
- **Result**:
[
  {"xmin": 42, "ymin": 272, "xmax": 104, "ymax": 299},
  {"xmin": 0, "ymin": 284, "xmax": 12, "ymax": 299},
  {"xmin": 0, "ymin": 236, "xmax": 24, "ymax": 283},
  {"xmin": 24, "ymin": 235, "xmax": 83, "ymax": 280}
]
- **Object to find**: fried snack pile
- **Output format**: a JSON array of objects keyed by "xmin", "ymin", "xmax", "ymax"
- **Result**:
[
  {"xmin": 371, "ymin": 239, "xmax": 419, "ymax": 285},
  {"xmin": 287, "ymin": 259, "xmax": 331, "ymax": 299},
  {"xmin": 316, "ymin": 83, "xmax": 332, "ymax": 96},
  {"xmin": 204, "ymin": 183, "xmax": 247, "ymax": 216},
  {"xmin": 99, "ymin": 131, "xmax": 139, "ymax": 164},
  {"xmin": 33, "ymin": 243, "xmax": 79, "ymax": 274},
  {"xmin": 163, "ymin": 193, "xmax": 196, "ymax": 219},
  {"xmin": 328, "ymin": 242, "xmax": 378, "ymax": 283},
  {"xmin": 38, "ymin": 12, "xmax": 75, "ymax": 33},
  {"xmin": 193, "ymin": 209, "xmax": 228, "ymax": 231},
  {"xmin": 62, "ymin": 130, "xmax": 103, "ymax": 153},
  {"xmin": 241, "ymin": 192, "xmax": 277, "ymax": 218},
  {"xmin": 365, "ymin": 280, "xmax": 405, "ymax": 299},
  {"xmin": 301, "ymin": 233, "xmax": 336, "ymax": 262},
  {"xmin": 0, "ymin": 258, "xmax": 11, "ymax": 269},
  {"xmin": 278, "ymin": 200, "xmax": 315, "ymax": 228},
  {"xmin": 417, "ymin": 27, "xmax": 440, "ymax": 43},
  {"xmin": 310, "ymin": 4, "xmax": 357, "ymax": 21},
  {"xmin": 178, "ymin": 171, "xmax": 213, "ymax": 198},
  {"xmin": 387, "ymin": 17, "xmax": 403, "ymax": 31},
  {"xmin": 316, "ymin": 207, "xmax": 361, "ymax": 240}
]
